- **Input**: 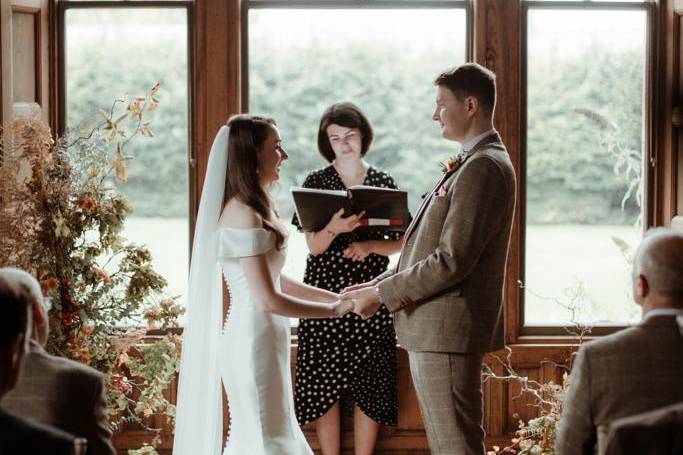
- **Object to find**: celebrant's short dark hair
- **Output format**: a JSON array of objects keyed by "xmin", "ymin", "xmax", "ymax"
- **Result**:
[{"xmin": 317, "ymin": 102, "xmax": 374, "ymax": 163}]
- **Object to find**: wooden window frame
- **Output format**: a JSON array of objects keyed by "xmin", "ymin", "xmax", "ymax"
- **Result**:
[
  {"xmin": 241, "ymin": 0, "xmax": 472, "ymax": 337},
  {"xmin": 55, "ymin": 0, "xmax": 197, "ymax": 257},
  {"xmin": 517, "ymin": 0, "xmax": 656, "ymax": 340},
  {"xmin": 241, "ymin": 0, "xmax": 473, "ymax": 110}
]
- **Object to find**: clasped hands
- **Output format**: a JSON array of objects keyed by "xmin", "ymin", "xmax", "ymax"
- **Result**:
[{"xmin": 332, "ymin": 279, "xmax": 382, "ymax": 320}]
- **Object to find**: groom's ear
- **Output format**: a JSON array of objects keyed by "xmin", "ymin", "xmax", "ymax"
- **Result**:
[{"xmin": 464, "ymin": 96, "xmax": 479, "ymax": 117}]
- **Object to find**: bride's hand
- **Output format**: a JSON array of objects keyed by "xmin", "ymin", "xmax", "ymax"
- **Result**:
[{"xmin": 331, "ymin": 298, "xmax": 354, "ymax": 317}]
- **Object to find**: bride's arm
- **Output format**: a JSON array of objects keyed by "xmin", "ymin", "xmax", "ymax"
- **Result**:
[
  {"xmin": 241, "ymin": 255, "xmax": 349, "ymax": 318},
  {"xmin": 280, "ymin": 274, "xmax": 337, "ymax": 303}
]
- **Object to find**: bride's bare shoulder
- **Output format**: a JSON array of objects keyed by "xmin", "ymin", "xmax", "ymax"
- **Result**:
[{"xmin": 219, "ymin": 199, "xmax": 263, "ymax": 229}]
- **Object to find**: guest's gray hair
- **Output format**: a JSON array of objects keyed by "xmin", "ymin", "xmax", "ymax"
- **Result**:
[
  {"xmin": 0, "ymin": 268, "xmax": 48, "ymax": 312},
  {"xmin": 633, "ymin": 228, "xmax": 683, "ymax": 303}
]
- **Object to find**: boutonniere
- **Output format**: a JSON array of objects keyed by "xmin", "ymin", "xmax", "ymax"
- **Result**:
[{"xmin": 440, "ymin": 151, "xmax": 468, "ymax": 174}]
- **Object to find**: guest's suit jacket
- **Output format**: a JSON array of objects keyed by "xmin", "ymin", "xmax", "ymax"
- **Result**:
[
  {"xmin": 604, "ymin": 401, "xmax": 683, "ymax": 455},
  {"xmin": 0, "ymin": 407, "xmax": 78, "ymax": 455},
  {"xmin": 555, "ymin": 315, "xmax": 683, "ymax": 455},
  {"xmin": 1, "ymin": 340, "xmax": 115, "ymax": 455},
  {"xmin": 377, "ymin": 131, "xmax": 516, "ymax": 353}
]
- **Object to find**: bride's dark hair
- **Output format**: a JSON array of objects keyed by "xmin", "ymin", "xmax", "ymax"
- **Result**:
[{"xmin": 224, "ymin": 114, "xmax": 286, "ymax": 250}]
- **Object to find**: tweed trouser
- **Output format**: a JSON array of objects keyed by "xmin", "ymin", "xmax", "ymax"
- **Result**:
[{"xmin": 408, "ymin": 351, "xmax": 485, "ymax": 455}]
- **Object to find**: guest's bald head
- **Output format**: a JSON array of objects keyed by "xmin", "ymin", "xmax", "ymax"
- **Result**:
[{"xmin": 632, "ymin": 228, "xmax": 683, "ymax": 307}]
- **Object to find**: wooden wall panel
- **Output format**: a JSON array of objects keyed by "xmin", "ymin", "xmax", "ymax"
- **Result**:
[
  {"xmin": 0, "ymin": 0, "xmax": 50, "ymax": 123},
  {"xmin": 112, "ymin": 344, "xmax": 576, "ymax": 454},
  {"xmin": 11, "ymin": 10, "xmax": 38, "ymax": 104}
]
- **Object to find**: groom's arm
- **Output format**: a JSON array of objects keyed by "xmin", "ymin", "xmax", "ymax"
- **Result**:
[
  {"xmin": 378, "ymin": 156, "xmax": 508, "ymax": 312},
  {"xmin": 374, "ymin": 268, "xmax": 396, "ymax": 282}
]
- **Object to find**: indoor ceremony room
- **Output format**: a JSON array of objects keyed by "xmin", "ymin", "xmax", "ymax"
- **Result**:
[{"xmin": 1, "ymin": 0, "xmax": 682, "ymax": 454}]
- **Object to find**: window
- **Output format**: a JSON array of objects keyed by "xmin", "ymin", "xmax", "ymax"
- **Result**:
[
  {"xmin": 246, "ymin": 3, "xmax": 469, "ymax": 325},
  {"xmin": 60, "ymin": 3, "xmax": 192, "ymax": 308},
  {"xmin": 522, "ymin": 1, "xmax": 652, "ymax": 329}
]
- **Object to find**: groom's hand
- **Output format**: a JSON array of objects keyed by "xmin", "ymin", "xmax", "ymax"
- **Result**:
[
  {"xmin": 342, "ymin": 279, "xmax": 378, "ymax": 294},
  {"xmin": 343, "ymin": 286, "xmax": 381, "ymax": 320}
]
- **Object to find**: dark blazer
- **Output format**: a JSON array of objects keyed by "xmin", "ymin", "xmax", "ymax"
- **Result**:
[
  {"xmin": 377, "ymin": 131, "xmax": 516, "ymax": 353},
  {"xmin": 556, "ymin": 315, "xmax": 683, "ymax": 455},
  {"xmin": 604, "ymin": 401, "xmax": 683, "ymax": 455},
  {"xmin": 0, "ymin": 407, "xmax": 78, "ymax": 455},
  {"xmin": 1, "ymin": 341, "xmax": 115, "ymax": 455}
]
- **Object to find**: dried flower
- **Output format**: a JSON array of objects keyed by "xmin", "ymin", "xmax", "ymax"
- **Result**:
[
  {"xmin": 1, "ymin": 91, "xmax": 174, "ymax": 455},
  {"xmin": 40, "ymin": 276, "xmax": 60, "ymax": 292},
  {"xmin": 117, "ymin": 352, "xmax": 130, "ymax": 367},
  {"xmin": 97, "ymin": 269, "xmax": 111, "ymax": 283},
  {"xmin": 53, "ymin": 214, "xmax": 71, "ymax": 238},
  {"xmin": 111, "ymin": 374, "xmax": 133, "ymax": 395},
  {"xmin": 441, "ymin": 151, "xmax": 468, "ymax": 174},
  {"xmin": 76, "ymin": 198, "xmax": 97, "ymax": 212}
]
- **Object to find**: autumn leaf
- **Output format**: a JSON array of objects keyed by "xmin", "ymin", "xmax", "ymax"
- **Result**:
[
  {"xmin": 128, "ymin": 97, "xmax": 146, "ymax": 120},
  {"xmin": 114, "ymin": 143, "xmax": 129, "ymax": 182},
  {"xmin": 147, "ymin": 97, "xmax": 160, "ymax": 112},
  {"xmin": 138, "ymin": 122, "xmax": 154, "ymax": 138}
]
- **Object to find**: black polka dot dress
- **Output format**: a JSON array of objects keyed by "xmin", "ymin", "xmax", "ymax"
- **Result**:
[{"xmin": 292, "ymin": 165, "xmax": 399, "ymax": 427}]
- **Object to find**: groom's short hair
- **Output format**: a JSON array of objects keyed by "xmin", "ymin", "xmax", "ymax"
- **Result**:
[{"xmin": 434, "ymin": 63, "xmax": 496, "ymax": 118}]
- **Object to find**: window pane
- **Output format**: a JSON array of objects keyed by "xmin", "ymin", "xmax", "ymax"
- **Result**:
[
  {"xmin": 524, "ymin": 8, "xmax": 647, "ymax": 326},
  {"xmin": 65, "ymin": 8, "xmax": 190, "ymax": 309},
  {"xmin": 248, "ymin": 9, "xmax": 467, "ymax": 325}
]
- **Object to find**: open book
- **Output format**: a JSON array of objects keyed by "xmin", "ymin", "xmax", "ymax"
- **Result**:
[{"xmin": 291, "ymin": 185, "xmax": 410, "ymax": 232}]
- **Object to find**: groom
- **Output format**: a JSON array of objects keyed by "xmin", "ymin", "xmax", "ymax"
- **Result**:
[{"xmin": 342, "ymin": 63, "xmax": 516, "ymax": 455}]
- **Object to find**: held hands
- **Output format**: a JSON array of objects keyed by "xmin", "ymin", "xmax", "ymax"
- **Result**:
[
  {"xmin": 332, "ymin": 298, "xmax": 355, "ymax": 317},
  {"xmin": 326, "ymin": 209, "xmax": 365, "ymax": 236},
  {"xmin": 339, "ymin": 285, "xmax": 382, "ymax": 320}
]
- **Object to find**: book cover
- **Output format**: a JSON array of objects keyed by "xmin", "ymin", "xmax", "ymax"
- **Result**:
[{"xmin": 291, "ymin": 185, "xmax": 410, "ymax": 232}]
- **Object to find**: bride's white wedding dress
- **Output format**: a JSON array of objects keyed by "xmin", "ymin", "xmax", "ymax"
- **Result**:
[{"xmin": 217, "ymin": 226, "xmax": 313, "ymax": 455}]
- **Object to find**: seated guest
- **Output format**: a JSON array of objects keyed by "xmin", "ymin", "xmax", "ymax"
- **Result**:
[
  {"xmin": 1, "ymin": 268, "xmax": 115, "ymax": 455},
  {"xmin": 0, "ymin": 268, "xmax": 81, "ymax": 454},
  {"xmin": 603, "ymin": 401, "xmax": 683, "ymax": 455},
  {"xmin": 555, "ymin": 228, "xmax": 683, "ymax": 455}
]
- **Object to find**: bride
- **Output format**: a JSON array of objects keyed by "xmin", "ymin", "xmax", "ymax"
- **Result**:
[{"xmin": 173, "ymin": 115, "xmax": 358, "ymax": 454}]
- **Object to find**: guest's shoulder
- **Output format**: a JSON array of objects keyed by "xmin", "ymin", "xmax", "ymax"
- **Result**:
[
  {"xmin": 30, "ymin": 347, "xmax": 104, "ymax": 386},
  {"xmin": 0, "ymin": 408, "xmax": 75, "ymax": 451},
  {"xmin": 579, "ymin": 325, "xmax": 643, "ymax": 357}
]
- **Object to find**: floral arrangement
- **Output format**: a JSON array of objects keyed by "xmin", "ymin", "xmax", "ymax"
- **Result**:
[
  {"xmin": 0, "ymin": 84, "xmax": 184, "ymax": 453},
  {"xmin": 485, "ymin": 283, "xmax": 593, "ymax": 455}
]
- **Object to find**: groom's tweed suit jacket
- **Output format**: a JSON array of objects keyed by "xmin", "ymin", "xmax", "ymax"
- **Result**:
[{"xmin": 377, "ymin": 131, "xmax": 516, "ymax": 353}]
